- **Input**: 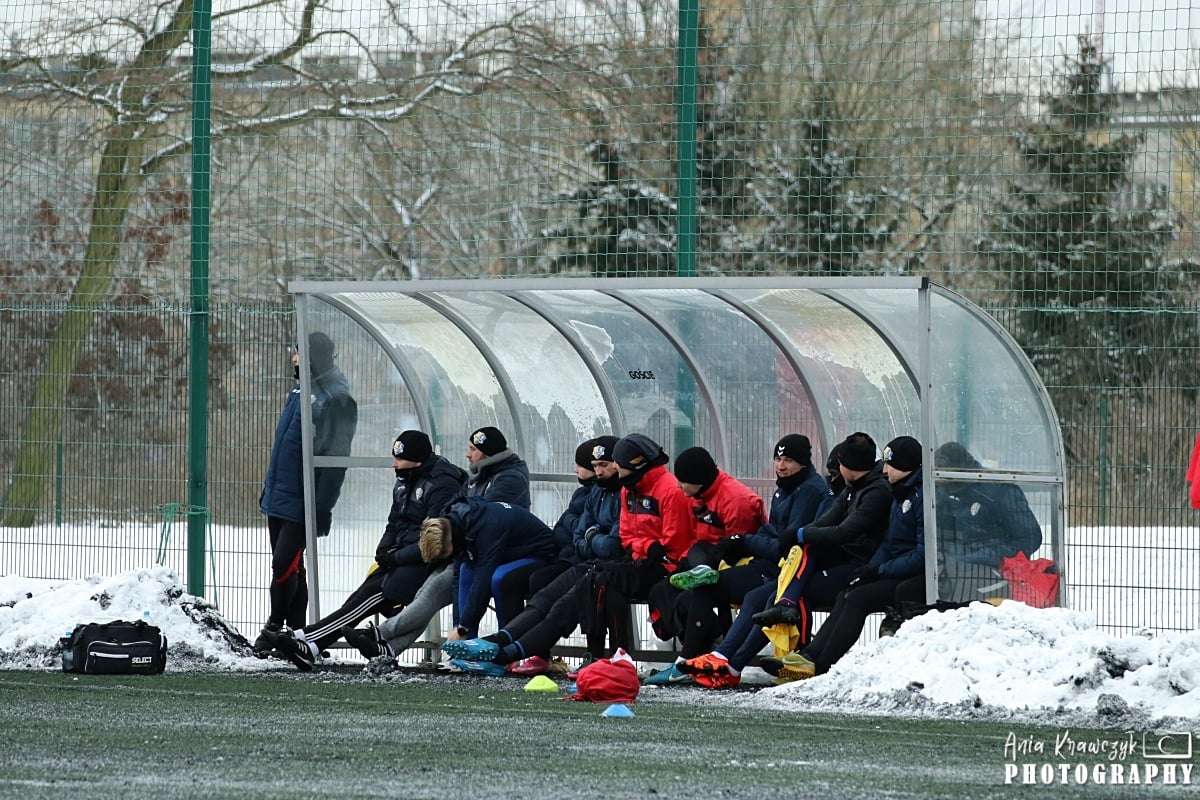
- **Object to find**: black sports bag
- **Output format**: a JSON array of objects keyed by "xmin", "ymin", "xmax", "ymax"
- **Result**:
[{"xmin": 60, "ymin": 619, "xmax": 168, "ymax": 675}]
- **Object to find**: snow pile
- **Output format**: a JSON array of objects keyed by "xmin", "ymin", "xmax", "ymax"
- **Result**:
[
  {"xmin": 740, "ymin": 601, "xmax": 1200, "ymax": 729},
  {"xmin": 0, "ymin": 568, "xmax": 265, "ymax": 671},
  {"xmin": 3, "ymin": 569, "xmax": 1199, "ymax": 730}
]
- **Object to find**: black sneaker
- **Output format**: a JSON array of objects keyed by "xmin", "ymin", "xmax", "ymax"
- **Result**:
[
  {"xmin": 275, "ymin": 631, "xmax": 316, "ymax": 672},
  {"xmin": 252, "ymin": 623, "xmax": 282, "ymax": 658},
  {"xmin": 341, "ymin": 624, "xmax": 383, "ymax": 659},
  {"xmin": 751, "ymin": 603, "xmax": 803, "ymax": 627},
  {"xmin": 758, "ymin": 655, "xmax": 784, "ymax": 677}
]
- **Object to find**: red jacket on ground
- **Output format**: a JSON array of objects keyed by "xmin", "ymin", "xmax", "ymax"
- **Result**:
[
  {"xmin": 690, "ymin": 469, "xmax": 767, "ymax": 544},
  {"xmin": 619, "ymin": 464, "xmax": 696, "ymax": 566}
]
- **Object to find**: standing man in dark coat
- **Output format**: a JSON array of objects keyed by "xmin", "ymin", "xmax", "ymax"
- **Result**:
[{"xmin": 255, "ymin": 332, "xmax": 357, "ymax": 654}]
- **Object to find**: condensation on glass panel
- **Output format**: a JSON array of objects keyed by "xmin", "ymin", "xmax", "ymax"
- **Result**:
[
  {"xmin": 340, "ymin": 292, "xmax": 510, "ymax": 446},
  {"xmin": 433, "ymin": 291, "xmax": 608, "ymax": 445}
]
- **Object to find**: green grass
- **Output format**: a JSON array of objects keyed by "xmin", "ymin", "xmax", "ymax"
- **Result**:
[{"xmin": 0, "ymin": 668, "xmax": 1188, "ymax": 799}]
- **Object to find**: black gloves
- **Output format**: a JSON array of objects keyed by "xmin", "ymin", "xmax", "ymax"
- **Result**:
[
  {"xmin": 584, "ymin": 525, "xmax": 600, "ymax": 545},
  {"xmin": 777, "ymin": 526, "xmax": 799, "ymax": 552},
  {"xmin": 315, "ymin": 510, "xmax": 332, "ymax": 538},
  {"xmin": 645, "ymin": 541, "xmax": 669, "ymax": 564},
  {"xmin": 717, "ymin": 535, "xmax": 746, "ymax": 564},
  {"xmin": 849, "ymin": 564, "xmax": 880, "ymax": 586},
  {"xmin": 375, "ymin": 549, "xmax": 397, "ymax": 569}
]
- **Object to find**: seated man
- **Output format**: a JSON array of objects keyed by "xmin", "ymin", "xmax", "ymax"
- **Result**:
[
  {"xmin": 642, "ymin": 446, "xmax": 765, "ymax": 673},
  {"xmin": 768, "ymin": 435, "xmax": 926, "ymax": 681},
  {"xmin": 426, "ymin": 497, "xmax": 558, "ymax": 640},
  {"xmin": 442, "ymin": 433, "xmax": 693, "ymax": 673},
  {"xmin": 935, "ymin": 441, "xmax": 1043, "ymax": 602},
  {"xmin": 646, "ymin": 434, "xmax": 828, "ymax": 685},
  {"xmin": 464, "ymin": 426, "xmax": 530, "ymax": 508},
  {"xmin": 677, "ymin": 431, "xmax": 891, "ymax": 688},
  {"xmin": 269, "ymin": 431, "xmax": 465, "ymax": 671}
]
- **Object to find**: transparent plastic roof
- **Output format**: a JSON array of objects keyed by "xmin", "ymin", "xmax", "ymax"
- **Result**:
[{"xmin": 290, "ymin": 277, "xmax": 1068, "ymax": 604}]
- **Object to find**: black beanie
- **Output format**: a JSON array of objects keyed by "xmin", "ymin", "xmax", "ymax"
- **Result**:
[
  {"xmin": 392, "ymin": 430, "xmax": 433, "ymax": 463},
  {"xmin": 575, "ymin": 439, "xmax": 598, "ymax": 470},
  {"xmin": 673, "ymin": 446, "xmax": 719, "ymax": 487},
  {"xmin": 309, "ymin": 332, "xmax": 336, "ymax": 374},
  {"xmin": 589, "ymin": 435, "xmax": 620, "ymax": 463},
  {"xmin": 838, "ymin": 432, "xmax": 877, "ymax": 472},
  {"xmin": 825, "ymin": 443, "xmax": 842, "ymax": 473},
  {"xmin": 774, "ymin": 434, "xmax": 813, "ymax": 466},
  {"xmin": 612, "ymin": 433, "xmax": 666, "ymax": 473},
  {"xmin": 883, "ymin": 436, "xmax": 922, "ymax": 472},
  {"xmin": 469, "ymin": 426, "xmax": 507, "ymax": 457}
]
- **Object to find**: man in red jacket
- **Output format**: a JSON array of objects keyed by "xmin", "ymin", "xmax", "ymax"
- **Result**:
[
  {"xmin": 643, "ymin": 445, "xmax": 766, "ymax": 651},
  {"xmin": 583, "ymin": 433, "xmax": 696, "ymax": 657}
]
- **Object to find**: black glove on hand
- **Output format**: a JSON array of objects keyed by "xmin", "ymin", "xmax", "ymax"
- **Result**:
[
  {"xmin": 375, "ymin": 549, "xmax": 396, "ymax": 570},
  {"xmin": 645, "ymin": 541, "xmax": 669, "ymax": 564},
  {"xmin": 315, "ymin": 510, "xmax": 333, "ymax": 538},
  {"xmin": 849, "ymin": 564, "xmax": 880, "ymax": 586},
  {"xmin": 584, "ymin": 525, "xmax": 600, "ymax": 545},
  {"xmin": 718, "ymin": 535, "xmax": 746, "ymax": 563},
  {"xmin": 777, "ymin": 526, "xmax": 799, "ymax": 553}
]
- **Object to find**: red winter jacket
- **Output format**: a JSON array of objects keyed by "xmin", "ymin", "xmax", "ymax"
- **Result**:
[
  {"xmin": 619, "ymin": 464, "xmax": 696, "ymax": 566},
  {"xmin": 690, "ymin": 470, "xmax": 767, "ymax": 543}
]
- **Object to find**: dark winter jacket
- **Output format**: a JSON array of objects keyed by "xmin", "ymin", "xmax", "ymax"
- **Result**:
[
  {"xmin": 938, "ymin": 481, "xmax": 1043, "ymax": 566},
  {"xmin": 787, "ymin": 461, "xmax": 891, "ymax": 567},
  {"xmin": 552, "ymin": 481, "xmax": 593, "ymax": 562},
  {"xmin": 868, "ymin": 471, "xmax": 925, "ymax": 580},
  {"xmin": 573, "ymin": 481, "xmax": 624, "ymax": 561},
  {"xmin": 447, "ymin": 497, "xmax": 556, "ymax": 632},
  {"xmin": 464, "ymin": 450, "xmax": 531, "ymax": 508},
  {"xmin": 260, "ymin": 366, "xmax": 357, "ymax": 525},
  {"xmin": 741, "ymin": 467, "xmax": 830, "ymax": 562},
  {"xmin": 374, "ymin": 455, "xmax": 468, "ymax": 569}
]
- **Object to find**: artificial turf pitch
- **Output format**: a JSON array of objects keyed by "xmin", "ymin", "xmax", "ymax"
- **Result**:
[{"xmin": 0, "ymin": 668, "xmax": 1178, "ymax": 799}]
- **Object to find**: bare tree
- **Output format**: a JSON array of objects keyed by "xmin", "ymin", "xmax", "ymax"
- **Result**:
[{"xmin": 0, "ymin": 0, "xmax": 594, "ymax": 524}]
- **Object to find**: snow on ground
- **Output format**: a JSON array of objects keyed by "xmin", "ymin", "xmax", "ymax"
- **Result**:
[
  {"xmin": 2, "ymin": 553, "xmax": 1199, "ymax": 731},
  {"xmin": 735, "ymin": 601, "xmax": 1200, "ymax": 731}
]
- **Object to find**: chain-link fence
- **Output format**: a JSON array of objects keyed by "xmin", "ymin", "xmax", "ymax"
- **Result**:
[{"xmin": 1, "ymin": 0, "xmax": 1197, "ymax": 637}]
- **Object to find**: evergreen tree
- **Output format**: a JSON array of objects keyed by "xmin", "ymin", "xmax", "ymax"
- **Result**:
[{"xmin": 977, "ymin": 35, "xmax": 1194, "ymax": 405}]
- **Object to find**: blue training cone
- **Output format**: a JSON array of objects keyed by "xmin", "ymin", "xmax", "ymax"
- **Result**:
[{"xmin": 601, "ymin": 703, "xmax": 635, "ymax": 718}]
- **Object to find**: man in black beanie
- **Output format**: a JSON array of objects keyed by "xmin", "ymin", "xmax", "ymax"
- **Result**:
[
  {"xmin": 464, "ymin": 425, "xmax": 530, "ymax": 508},
  {"xmin": 254, "ymin": 332, "xmax": 357, "ymax": 657},
  {"xmin": 271, "ymin": 431, "xmax": 467, "ymax": 670},
  {"xmin": 680, "ymin": 430, "xmax": 892, "ymax": 688},
  {"xmin": 775, "ymin": 434, "xmax": 927, "ymax": 681}
]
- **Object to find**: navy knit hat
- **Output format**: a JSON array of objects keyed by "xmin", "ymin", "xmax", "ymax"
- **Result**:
[
  {"xmin": 469, "ymin": 426, "xmax": 507, "ymax": 457},
  {"xmin": 774, "ymin": 434, "xmax": 813, "ymax": 466},
  {"xmin": 589, "ymin": 435, "xmax": 620, "ymax": 463},
  {"xmin": 392, "ymin": 430, "xmax": 433, "ymax": 463},
  {"xmin": 612, "ymin": 433, "xmax": 667, "ymax": 473},
  {"xmin": 883, "ymin": 436, "xmax": 922, "ymax": 472},
  {"xmin": 673, "ymin": 447, "xmax": 719, "ymax": 487},
  {"xmin": 838, "ymin": 432, "xmax": 878, "ymax": 472}
]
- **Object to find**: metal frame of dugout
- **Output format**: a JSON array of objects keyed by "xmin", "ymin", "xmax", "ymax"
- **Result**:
[{"xmin": 288, "ymin": 277, "xmax": 1068, "ymax": 624}]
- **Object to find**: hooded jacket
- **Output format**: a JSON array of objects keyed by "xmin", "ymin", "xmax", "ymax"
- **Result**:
[
  {"xmin": 464, "ymin": 450, "xmax": 531, "ymax": 509},
  {"xmin": 619, "ymin": 464, "xmax": 696, "ymax": 566},
  {"xmin": 447, "ymin": 497, "xmax": 556, "ymax": 632},
  {"xmin": 260, "ymin": 365, "xmax": 357, "ymax": 524}
]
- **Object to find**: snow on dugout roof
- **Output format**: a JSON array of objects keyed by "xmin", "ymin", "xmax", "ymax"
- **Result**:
[{"xmin": 288, "ymin": 276, "xmax": 1067, "ymax": 607}]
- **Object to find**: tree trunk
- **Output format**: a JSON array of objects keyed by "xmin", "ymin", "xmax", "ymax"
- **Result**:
[{"xmin": 1, "ymin": 134, "xmax": 142, "ymax": 526}]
